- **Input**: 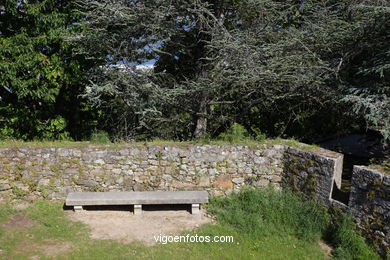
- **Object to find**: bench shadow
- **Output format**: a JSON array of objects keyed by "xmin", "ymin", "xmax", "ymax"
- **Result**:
[{"xmin": 63, "ymin": 204, "xmax": 191, "ymax": 213}]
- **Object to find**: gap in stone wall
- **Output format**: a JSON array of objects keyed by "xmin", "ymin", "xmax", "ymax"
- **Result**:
[{"xmin": 331, "ymin": 154, "xmax": 371, "ymax": 205}]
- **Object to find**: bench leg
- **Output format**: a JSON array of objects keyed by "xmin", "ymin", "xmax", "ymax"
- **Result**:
[
  {"xmin": 191, "ymin": 204, "xmax": 200, "ymax": 215},
  {"xmin": 74, "ymin": 206, "xmax": 83, "ymax": 212},
  {"xmin": 134, "ymin": 204, "xmax": 142, "ymax": 215}
]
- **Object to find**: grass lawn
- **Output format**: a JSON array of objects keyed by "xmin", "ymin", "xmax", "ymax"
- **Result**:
[{"xmin": 0, "ymin": 188, "xmax": 379, "ymax": 260}]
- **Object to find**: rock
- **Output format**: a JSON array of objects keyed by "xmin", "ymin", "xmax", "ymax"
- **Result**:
[
  {"xmin": 254, "ymin": 179, "xmax": 270, "ymax": 187},
  {"xmin": 90, "ymin": 169, "xmax": 105, "ymax": 175},
  {"xmin": 272, "ymin": 175, "xmax": 282, "ymax": 182},
  {"xmin": 116, "ymin": 177, "xmax": 124, "ymax": 184},
  {"xmin": 37, "ymin": 178, "xmax": 51, "ymax": 188},
  {"xmin": 0, "ymin": 183, "xmax": 11, "ymax": 191},
  {"xmin": 383, "ymin": 176, "xmax": 390, "ymax": 186},
  {"xmin": 374, "ymin": 231, "xmax": 385, "ymax": 238},
  {"xmin": 162, "ymin": 175, "xmax": 173, "ymax": 181},
  {"xmin": 77, "ymin": 179, "xmax": 98, "ymax": 187},
  {"xmin": 57, "ymin": 148, "xmax": 69, "ymax": 157},
  {"xmin": 208, "ymin": 169, "xmax": 218, "ymax": 175},
  {"xmin": 112, "ymin": 168, "xmax": 121, "ymax": 174},
  {"xmin": 214, "ymin": 175, "xmax": 233, "ymax": 190},
  {"xmin": 63, "ymin": 168, "xmax": 79, "ymax": 175},
  {"xmin": 254, "ymin": 157, "xmax": 268, "ymax": 165},
  {"xmin": 72, "ymin": 149, "xmax": 82, "ymax": 157},
  {"xmin": 232, "ymin": 178, "xmax": 244, "ymax": 185},
  {"xmin": 171, "ymin": 180, "xmax": 197, "ymax": 190},
  {"xmin": 199, "ymin": 176, "xmax": 210, "ymax": 186},
  {"xmin": 119, "ymin": 149, "xmax": 129, "ymax": 156},
  {"xmin": 273, "ymin": 144, "xmax": 285, "ymax": 150},
  {"xmin": 94, "ymin": 159, "xmax": 105, "ymax": 165},
  {"xmin": 53, "ymin": 186, "xmax": 73, "ymax": 199},
  {"xmin": 244, "ymin": 167, "xmax": 252, "ymax": 174},
  {"xmin": 133, "ymin": 183, "xmax": 145, "ymax": 191},
  {"xmin": 149, "ymin": 160, "xmax": 159, "ymax": 166},
  {"xmin": 124, "ymin": 170, "xmax": 134, "ymax": 175}
]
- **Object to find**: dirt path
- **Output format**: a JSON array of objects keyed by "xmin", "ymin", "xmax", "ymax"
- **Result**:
[{"xmin": 67, "ymin": 207, "xmax": 213, "ymax": 246}]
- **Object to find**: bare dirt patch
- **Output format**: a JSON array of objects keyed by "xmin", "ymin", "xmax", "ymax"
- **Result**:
[
  {"xmin": 67, "ymin": 207, "xmax": 213, "ymax": 246},
  {"xmin": 40, "ymin": 240, "xmax": 73, "ymax": 257},
  {"xmin": 319, "ymin": 240, "xmax": 333, "ymax": 259},
  {"xmin": 1, "ymin": 214, "xmax": 35, "ymax": 232}
]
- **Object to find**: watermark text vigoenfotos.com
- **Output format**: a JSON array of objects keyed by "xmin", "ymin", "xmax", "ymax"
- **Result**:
[{"xmin": 154, "ymin": 234, "xmax": 234, "ymax": 244}]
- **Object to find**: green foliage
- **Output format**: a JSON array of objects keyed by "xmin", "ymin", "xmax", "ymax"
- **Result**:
[
  {"xmin": 218, "ymin": 123, "xmax": 250, "ymax": 143},
  {"xmin": 369, "ymin": 157, "xmax": 390, "ymax": 174},
  {"xmin": 217, "ymin": 123, "xmax": 267, "ymax": 143},
  {"xmin": 1, "ymin": 0, "xmax": 389, "ymax": 142},
  {"xmin": 208, "ymin": 187, "xmax": 330, "ymax": 242},
  {"xmin": 0, "ymin": 0, "xmax": 95, "ymax": 140},
  {"xmin": 328, "ymin": 214, "xmax": 379, "ymax": 260},
  {"xmin": 11, "ymin": 186, "xmax": 27, "ymax": 198},
  {"xmin": 73, "ymin": 0, "xmax": 389, "ymax": 141},
  {"xmin": 209, "ymin": 188, "xmax": 380, "ymax": 259},
  {"xmin": 90, "ymin": 130, "xmax": 111, "ymax": 144}
]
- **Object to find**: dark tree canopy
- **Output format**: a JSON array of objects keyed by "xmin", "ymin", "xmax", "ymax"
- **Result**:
[
  {"xmin": 1, "ymin": 0, "xmax": 389, "ymax": 142},
  {"xmin": 0, "ymin": 0, "xmax": 95, "ymax": 140}
]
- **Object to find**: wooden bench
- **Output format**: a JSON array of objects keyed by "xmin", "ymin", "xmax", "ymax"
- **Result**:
[{"xmin": 65, "ymin": 191, "xmax": 208, "ymax": 215}]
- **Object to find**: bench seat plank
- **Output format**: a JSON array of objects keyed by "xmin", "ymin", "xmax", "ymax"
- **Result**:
[{"xmin": 66, "ymin": 191, "xmax": 208, "ymax": 206}]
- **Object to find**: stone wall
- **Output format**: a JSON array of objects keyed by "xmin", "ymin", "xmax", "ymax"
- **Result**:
[
  {"xmin": 0, "ymin": 144, "xmax": 285, "ymax": 200},
  {"xmin": 349, "ymin": 166, "xmax": 389, "ymax": 254},
  {"xmin": 282, "ymin": 147, "xmax": 390, "ymax": 255},
  {"xmin": 0, "ymin": 142, "xmax": 388, "ymax": 255},
  {"xmin": 282, "ymin": 146, "xmax": 343, "ymax": 206}
]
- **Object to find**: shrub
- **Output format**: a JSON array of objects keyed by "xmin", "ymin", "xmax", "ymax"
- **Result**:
[
  {"xmin": 90, "ymin": 130, "xmax": 111, "ymax": 144},
  {"xmin": 218, "ymin": 123, "xmax": 249, "ymax": 143}
]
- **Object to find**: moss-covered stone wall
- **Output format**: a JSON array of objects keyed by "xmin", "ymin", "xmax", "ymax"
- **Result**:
[
  {"xmin": 349, "ymin": 166, "xmax": 389, "ymax": 255},
  {"xmin": 282, "ymin": 146, "xmax": 343, "ymax": 206},
  {"xmin": 0, "ymin": 144, "xmax": 285, "ymax": 200}
]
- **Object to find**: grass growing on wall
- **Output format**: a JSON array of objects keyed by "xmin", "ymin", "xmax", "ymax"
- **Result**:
[
  {"xmin": 0, "ymin": 137, "xmax": 318, "ymax": 150},
  {"xmin": 0, "ymin": 188, "xmax": 379, "ymax": 259}
]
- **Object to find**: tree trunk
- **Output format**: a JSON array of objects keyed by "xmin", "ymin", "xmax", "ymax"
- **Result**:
[{"xmin": 193, "ymin": 91, "xmax": 208, "ymax": 139}]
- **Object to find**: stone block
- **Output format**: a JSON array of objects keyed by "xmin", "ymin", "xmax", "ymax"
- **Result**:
[
  {"xmin": 134, "ymin": 204, "xmax": 142, "ymax": 215},
  {"xmin": 199, "ymin": 176, "xmax": 210, "ymax": 186},
  {"xmin": 112, "ymin": 168, "xmax": 121, "ymax": 175},
  {"xmin": 63, "ymin": 168, "xmax": 79, "ymax": 175},
  {"xmin": 37, "ymin": 178, "xmax": 51, "ymax": 188},
  {"xmin": 254, "ymin": 179, "xmax": 269, "ymax": 187},
  {"xmin": 77, "ymin": 179, "xmax": 98, "ymax": 187},
  {"xmin": 214, "ymin": 175, "xmax": 233, "ymax": 190},
  {"xmin": 94, "ymin": 159, "xmax": 105, "ymax": 165},
  {"xmin": 191, "ymin": 203, "xmax": 200, "ymax": 215},
  {"xmin": 232, "ymin": 178, "xmax": 244, "ymax": 185},
  {"xmin": 74, "ymin": 205, "xmax": 83, "ymax": 211},
  {"xmin": 0, "ymin": 183, "xmax": 11, "ymax": 191}
]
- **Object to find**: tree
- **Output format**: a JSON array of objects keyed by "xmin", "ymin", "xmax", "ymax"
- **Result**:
[
  {"xmin": 339, "ymin": 3, "xmax": 390, "ymax": 140},
  {"xmin": 0, "ymin": 0, "xmax": 94, "ymax": 140},
  {"xmin": 73, "ymin": 0, "xmax": 390, "ymax": 141},
  {"xmin": 72, "ymin": 0, "xmax": 216, "ymax": 140}
]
